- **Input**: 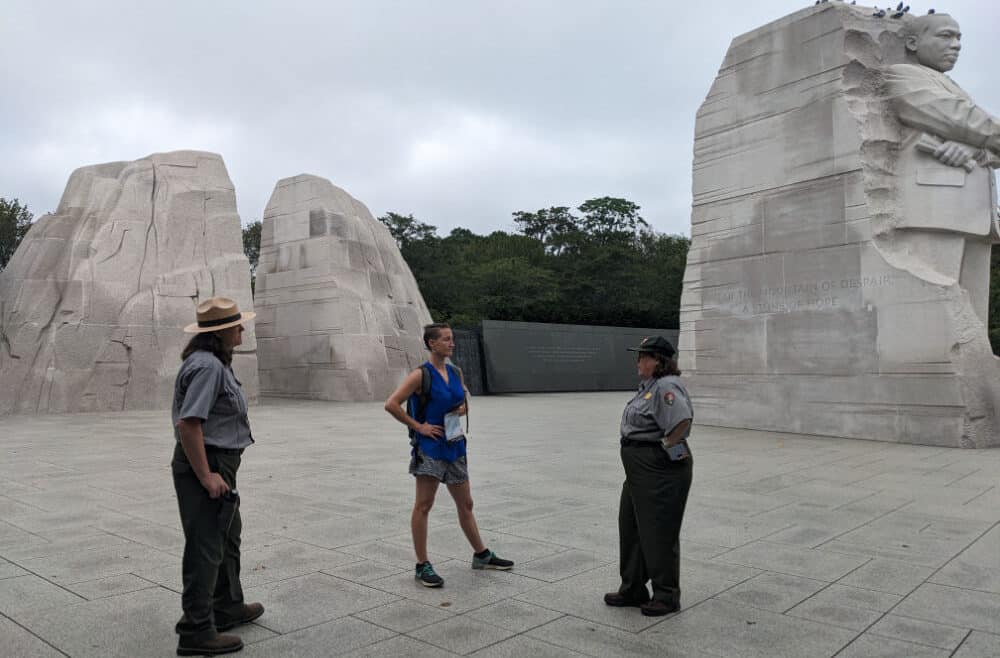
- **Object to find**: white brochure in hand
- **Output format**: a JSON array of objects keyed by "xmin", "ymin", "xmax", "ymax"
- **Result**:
[{"xmin": 444, "ymin": 413, "xmax": 466, "ymax": 442}]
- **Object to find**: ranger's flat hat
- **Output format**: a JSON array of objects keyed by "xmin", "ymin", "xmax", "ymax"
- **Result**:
[
  {"xmin": 184, "ymin": 296, "xmax": 256, "ymax": 333},
  {"xmin": 626, "ymin": 335, "xmax": 676, "ymax": 358}
]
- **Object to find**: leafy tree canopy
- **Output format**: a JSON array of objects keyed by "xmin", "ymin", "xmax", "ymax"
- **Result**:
[
  {"xmin": 0, "ymin": 198, "xmax": 33, "ymax": 272},
  {"xmin": 378, "ymin": 212, "xmax": 438, "ymax": 248},
  {"xmin": 395, "ymin": 197, "xmax": 689, "ymax": 330},
  {"xmin": 242, "ymin": 220, "xmax": 261, "ymax": 293}
]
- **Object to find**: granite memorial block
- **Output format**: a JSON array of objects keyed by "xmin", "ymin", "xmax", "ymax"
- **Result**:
[
  {"xmin": 254, "ymin": 175, "xmax": 431, "ymax": 401},
  {"xmin": 0, "ymin": 151, "xmax": 258, "ymax": 413},
  {"xmin": 678, "ymin": 6, "xmax": 1000, "ymax": 446}
]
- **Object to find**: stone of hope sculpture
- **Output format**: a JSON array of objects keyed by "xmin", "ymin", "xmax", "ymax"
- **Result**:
[{"xmin": 676, "ymin": 5, "xmax": 1000, "ymax": 447}]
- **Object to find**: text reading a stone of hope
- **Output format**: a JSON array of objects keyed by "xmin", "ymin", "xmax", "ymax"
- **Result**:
[{"xmin": 711, "ymin": 275, "xmax": 894, "ymax": 314}]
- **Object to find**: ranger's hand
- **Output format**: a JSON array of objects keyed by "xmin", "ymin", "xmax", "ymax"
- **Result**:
[{"xmin": 200, "ymin": 472, "xmax": 230, "ymax": 499}]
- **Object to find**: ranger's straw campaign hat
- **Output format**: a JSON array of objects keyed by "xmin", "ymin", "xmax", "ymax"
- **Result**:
[{"xmin": 183, "ymin": 296, "xmax": 256, "ymax": 333}]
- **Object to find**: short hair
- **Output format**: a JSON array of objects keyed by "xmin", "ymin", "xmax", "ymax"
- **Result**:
[{"xmin": 423, "ymin": 322, "xmax": 451, "ymax": 349}]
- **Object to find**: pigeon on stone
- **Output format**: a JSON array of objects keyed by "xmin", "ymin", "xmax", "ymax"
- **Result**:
[{"xmin": 928, "ymin": 8, "xmax": 935, "ymax": 14}]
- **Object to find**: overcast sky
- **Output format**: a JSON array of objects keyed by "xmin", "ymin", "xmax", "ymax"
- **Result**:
[{"xmin": 2, "ymin": 1, "xmax": 998, "ymax": 237}]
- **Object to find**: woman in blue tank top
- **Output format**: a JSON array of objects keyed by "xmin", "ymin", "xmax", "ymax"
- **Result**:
[{"xmin": 385, "ymin": 323, "xmax": 513, "ymax": 587}]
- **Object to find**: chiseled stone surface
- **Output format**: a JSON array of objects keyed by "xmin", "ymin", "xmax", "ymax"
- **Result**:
[
  {"xmin": 0, "ymin": 150, "xmax": 258, "ymax": 413},
  {"xmin": 254, "ymin": 174, "xmax": 431, "ymax": 401},
  {"xmin": 0, "ymin": 393, "xmax": 998, "ymax": 656},
  {"xmin": 678, "ymin": 4, "xmax": 1000, "ymax": 447}
]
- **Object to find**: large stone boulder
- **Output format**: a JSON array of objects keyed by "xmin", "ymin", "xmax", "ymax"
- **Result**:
[
  {"xmin": 254, "ymin": 174, "xmax": 431, "ymax": 400},
  {"xmin": 678, "ymin": 5, "xmax": 1000, "ymax": 447},
  {"xmin": 0, "ymin": 151, "xmax": 258, "ymax": 413}
]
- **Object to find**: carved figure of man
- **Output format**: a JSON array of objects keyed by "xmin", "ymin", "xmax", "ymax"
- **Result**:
[{"xmin": 883, "ymin": 13, "xmax": 999, "ymax": 320}]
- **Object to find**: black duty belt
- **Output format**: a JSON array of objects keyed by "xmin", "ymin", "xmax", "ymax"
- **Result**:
[
  {"xmin": 204, "ymin": 445, "xmax": 244, "ymax": 455},
  {"xmin": 620, "ymin": 438, "xmax": 662, "ymax": 448}
]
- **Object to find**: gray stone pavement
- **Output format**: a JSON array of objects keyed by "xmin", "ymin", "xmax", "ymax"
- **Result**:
[{"xmin": 0, "ymin": 392, "xmax": 999, "ymax": 657}]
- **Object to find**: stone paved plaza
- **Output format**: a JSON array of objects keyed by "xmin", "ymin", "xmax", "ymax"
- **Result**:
[{"xmin": 1, "ymin": 393, "xmax": 999, "ymax": 657}]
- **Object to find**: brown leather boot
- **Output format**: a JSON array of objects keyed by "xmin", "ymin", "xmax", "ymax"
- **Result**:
[
  {"xmin": 603, "ymin": 591, "xmax": 649, "ymax": 607},
  {"xmin": 215, "ymin": 602, "xmax": 265, "ymax": 631},
  {"xmin": 177, "ymin": 633, "xmax": 244, "ymax": 656},
  {"xmin": 640, "ymin": 599, "xmax": 680, "ymax": 616}
]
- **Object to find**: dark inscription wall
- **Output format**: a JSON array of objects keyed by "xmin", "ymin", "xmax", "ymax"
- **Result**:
[
  {"xmin": 481, "ymin": 320, "xmax": 679, "ymax": 393},
  {"xmin": 451, "ymin": 329, "xmax": 486, "ymax": 395}
]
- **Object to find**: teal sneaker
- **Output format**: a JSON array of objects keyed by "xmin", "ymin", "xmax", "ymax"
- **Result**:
[
  {"xmin": 415, "ymin": 561, "xmax": 444, "ymax": 587},
  {"xmin": 472, "ymin": 549, "xmax": 513, "ymax": 570}
]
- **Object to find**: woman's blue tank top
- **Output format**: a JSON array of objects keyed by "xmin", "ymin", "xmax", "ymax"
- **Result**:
[{"xmin": 409, "ymin": 362, "xmax": 467, "ymax": 462}]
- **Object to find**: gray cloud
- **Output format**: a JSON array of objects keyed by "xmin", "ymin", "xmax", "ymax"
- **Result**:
[{"xmin": 2, "ymin": 1, "xmax": 998, "ymax": 236}]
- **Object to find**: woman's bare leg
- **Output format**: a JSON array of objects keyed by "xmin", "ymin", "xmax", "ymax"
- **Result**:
[
  {"xmin": 446, "ymin": 480, "xmax": 486, "ymax": 553},
  {"xmin": 412, "ymin": 476, "xmax": 439, "ymax": 563}
]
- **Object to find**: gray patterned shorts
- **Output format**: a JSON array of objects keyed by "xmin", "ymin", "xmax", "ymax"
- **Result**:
[{"xmin": 409, "ymin": 448, "xmax": 469, "ymax": 485}]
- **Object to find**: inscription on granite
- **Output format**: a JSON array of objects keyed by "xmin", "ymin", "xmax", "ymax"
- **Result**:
[{"xmin": 482, "ymin": 320, "xmax": 678, "ymax": 393}]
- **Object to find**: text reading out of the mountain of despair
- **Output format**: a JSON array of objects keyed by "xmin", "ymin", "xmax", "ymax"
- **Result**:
[{"xmin": 708, "ymin": 274, "xmax": 895, "ymax": 314}]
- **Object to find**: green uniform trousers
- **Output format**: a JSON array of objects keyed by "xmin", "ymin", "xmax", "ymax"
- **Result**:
[
  {"xmin": 171, "ymin": 443, "xmax": 245, "ymax": 644},
  {"xmin": 617, "ymin": 443, "xmax": 693, "ymax": 605}
]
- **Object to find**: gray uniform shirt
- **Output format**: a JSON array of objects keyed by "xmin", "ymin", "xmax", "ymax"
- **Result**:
[
  {"xmin": 172, "ymin": 351, "xmax": 253, "ymax": 449},
  {"xmin": 620, "ymin": 375, "xmax": 694, "ymax": 442}
]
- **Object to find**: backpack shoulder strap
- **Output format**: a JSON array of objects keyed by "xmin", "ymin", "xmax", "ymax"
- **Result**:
[
  {"xmin": 452, "ymin": 364, "xmax": 465, "ymax": 387},
  {"xmin": 406, "ymin": 364, "xmax": 433, "ymax": 442},
  {"xmin": 447, "ymin": 364, "xmax": 469, "ymax": 432}
]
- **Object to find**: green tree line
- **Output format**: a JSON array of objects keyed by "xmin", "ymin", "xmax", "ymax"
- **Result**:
[
  {"xmin": 3, "ymin": 194, "xmax": 999, "ymax": 348},
  {"xmin": 0, "ymin": 198, "xmax": 33, "ymax": 272},
  {"xmin": 377, "ymin": 198, "xmax": 689, "ymax": 329}
]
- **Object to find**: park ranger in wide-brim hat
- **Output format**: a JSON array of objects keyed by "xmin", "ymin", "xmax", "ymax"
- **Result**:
[
  {"xmin": 172, "ymin": 293, "xmax": 263, "ymax": 656},
  {"xmin": 184, "ymin": 297, "xmax": 256, "ymax": 333}
]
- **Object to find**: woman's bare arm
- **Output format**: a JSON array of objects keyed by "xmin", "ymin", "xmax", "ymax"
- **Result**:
[{"xmin": 384, "ymin": 369, "xmax": 443, "ymax": 438}]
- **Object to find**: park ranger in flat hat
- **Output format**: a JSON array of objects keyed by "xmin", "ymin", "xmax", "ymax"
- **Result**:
[
  {"xmin": 605, "ymin": 335, "xmax": 694, "ymax": 617},
  {"xmin": 171, "ymin": 297, "xmax": 264, "ymax": 657}
]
